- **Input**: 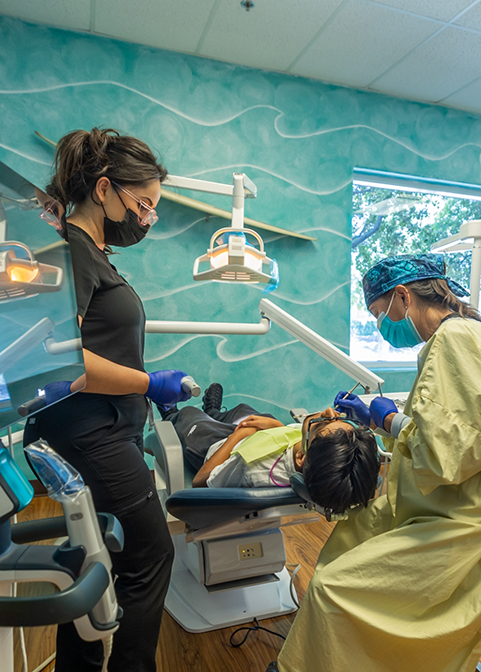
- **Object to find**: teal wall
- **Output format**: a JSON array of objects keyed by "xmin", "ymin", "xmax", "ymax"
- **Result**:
[{"xmin": 2, "ymin": 16, "xmax": 481, "ymax": 425}]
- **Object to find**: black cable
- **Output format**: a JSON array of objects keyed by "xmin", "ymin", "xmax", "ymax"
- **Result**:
[{"xmin": 229, "ymin": 618, "xmax": 286, "ymax": 648}]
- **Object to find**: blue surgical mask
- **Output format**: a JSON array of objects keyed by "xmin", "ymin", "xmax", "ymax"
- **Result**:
[{"xmin": 376, "ymin": 292, "xmax": 424, "ymax": 348}]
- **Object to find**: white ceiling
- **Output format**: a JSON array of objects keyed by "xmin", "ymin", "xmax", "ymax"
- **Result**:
[{"xmin": 3, "ymin": 0, "xmax": 481, "ymax": 115}]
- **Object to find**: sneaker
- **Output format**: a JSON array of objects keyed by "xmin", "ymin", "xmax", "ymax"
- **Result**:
[
  {"xmin": 202, "ymin": 383, "xmax": 223, "ymax": 415},
  {"xmin": 156, "ymin": 403, "xmax": 178, "ymax": 420}
]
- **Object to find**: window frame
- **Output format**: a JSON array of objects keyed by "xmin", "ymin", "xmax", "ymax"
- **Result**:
[{"xmin": 351, "ymin": 168, "xmax": 481, "ymax": 369}]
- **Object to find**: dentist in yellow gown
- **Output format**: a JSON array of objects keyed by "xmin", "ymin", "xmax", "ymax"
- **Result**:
[{"xmin": 277, "ymin": 253, "xmax": 481, "ymax": 672}]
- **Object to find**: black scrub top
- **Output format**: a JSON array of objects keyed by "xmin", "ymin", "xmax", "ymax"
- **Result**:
[{"xmin": 67, "ymin": 223, "xmax": 146, "ymax": 373}]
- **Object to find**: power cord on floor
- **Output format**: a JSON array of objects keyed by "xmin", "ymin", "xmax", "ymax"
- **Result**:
[
  {"xmin": 229, "ymin": 618, "xmax": 286, "ymax": 648},
  {"xmin": 32, "ymin": 652, "xmax": 56, "ymax": 672},
  {"xmin": 229, "ymin": 562, "xmax": 302, "ymax": 649},
  {"xmin": 286, "ymin": 562, "xmax": 301, "ymax": 609}
]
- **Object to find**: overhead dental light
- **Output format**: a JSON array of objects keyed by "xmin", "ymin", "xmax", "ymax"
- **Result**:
[
  {"xmin": 0, "ymin": 242, "xmax": 63, "ymax": 303},
  {"xmin": 193, "ymin": 227, "xmax": 278, "ymax": 283},
  {"xmin": 164, "ymin": 172, "xmax": 279, "ymax": 287}
]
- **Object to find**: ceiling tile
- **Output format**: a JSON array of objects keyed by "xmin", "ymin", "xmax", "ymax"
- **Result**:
[
  {"xmin": 440, "ymin": 78, "xmax": 481, "ymax": 114},
  {"xmin": 94, "ymin": 0, "xmax": 218, "ymax": 53},
  {"xmin": 198, "ymin": 0, "xmax": 345, "ymax": 71},
  {"xmin": 290, "ymin": 0, "xmax": 439, "ymax": 88},
  {"xmin": 373, "ymin": 26, "xmax": 481, "ymax": 102},
  {"xmin": 366, "ymin": 0, "xmax": 476, "ymax": 22},
  {"xmin": 453, "ymin": 1, "xmax": 481, "ymax": 31},
  {"xmin": 0, "ymin": 0, "xmax": 90, "ymax": 31}
]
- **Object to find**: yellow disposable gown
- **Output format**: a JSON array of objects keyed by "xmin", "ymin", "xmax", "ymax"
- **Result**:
[{"xmin": 278, "ymin": 317, "xmax": 481, "ymax": 672}]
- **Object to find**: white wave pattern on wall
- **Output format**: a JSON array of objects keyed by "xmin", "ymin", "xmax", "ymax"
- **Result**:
[
  {"xmin": 0, "ymin": 81, "xmax": 478, "ymax": 163},
  {"xmin": 142, "ymin": 280, "xmax": 349, "ymax": 306},
  {"xmin": 145, "ymin": 332, "xmax": 298, "ymax": 363},
  {"xmin": 222, "ymin": 393, "xmax": 293, "ymax": 412},
  {"xmin": 148, "ymin": 213, "xmax": 350, "ymax": 242},
  {"xmin": 145, "ymin": 330, "xmax": 346, "ymax": 364},
  {"xmin": 0, "ymin": 142, "xmax": 50, "ymax": 165},
  {"xmin": 186, "ymin": 164, "xmax": 353, "ymax": 196},
  {"xmin": 147, "ymin": 216, "xmax": 214, "ymax": 240},
  {"xmin": 266, "ymin": 226, "xmax": 351, "ymax": 243}
]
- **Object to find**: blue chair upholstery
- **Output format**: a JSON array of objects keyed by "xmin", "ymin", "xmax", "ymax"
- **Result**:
[{"xmin": 166, "ymin": 486, "xmax": 305, "ymax": 530}]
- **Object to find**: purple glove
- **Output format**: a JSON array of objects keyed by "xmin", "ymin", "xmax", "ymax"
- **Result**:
[
  {"xmin": 370, "ymin": 397, "xmax": 398, "ymax": 429},
  {"xmin": 146, "ymin": 370, "xmax": 191, "ymax": 406},
  {"xmin": 333, "ymin": 391, "xmax": 370, "ymax": 426},
  {"xmin": 43, "ymin": 381, "xmax": 72, "ymax": 406}
]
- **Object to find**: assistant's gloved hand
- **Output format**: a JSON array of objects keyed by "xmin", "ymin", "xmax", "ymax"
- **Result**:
[
  {"xmin": 145, "ymin": 370, "xmax": 191, "ymax": 406},
  {"xmin": 370, "ymin": 397, "xmax": 398, "ymax": 430},
  {"xmin": 333, "ymin": 391, "xmax": 370, "ymax": 426},
  {"xmin": 43, "ymin": 381, "xmax": 73, "ymax": 406}
]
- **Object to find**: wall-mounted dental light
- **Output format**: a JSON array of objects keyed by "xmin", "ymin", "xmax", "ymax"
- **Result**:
[
  {"xmin": 193, "ymin": 227, "xmax": 278, "ymax": 284},
  {"xmin": 0, "ymin": 242, "xmax": 63, "ymax": 303},
  {"xmin": 165, "ymin": 172, "xmax": 279, "ymax": 288}
]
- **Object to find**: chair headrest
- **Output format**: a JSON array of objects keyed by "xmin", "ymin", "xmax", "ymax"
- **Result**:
[{"xmin": 289, "ymin": 473, "xmax": 313, "ymax": 503}]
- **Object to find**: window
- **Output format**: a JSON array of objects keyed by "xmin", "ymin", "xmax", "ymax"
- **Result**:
[{"xmin": 350, "ymin": 171, "xmax": 481, "ymax": 365}]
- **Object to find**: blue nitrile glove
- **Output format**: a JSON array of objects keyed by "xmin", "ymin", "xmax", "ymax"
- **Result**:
[
  {"xmin": 334, "ymin": 391, "xmax": 371, "ymax": 426},
  {"xmin": 145, "ymin": 370, "xmax": 191, "ymax": 406},
  {"xmin": 370, "ymin": 397, "xmax": 398, "ymax": 430},
  {"xmin": 43, "ymin": 381, "xmax": 73, "ymax": 406}
]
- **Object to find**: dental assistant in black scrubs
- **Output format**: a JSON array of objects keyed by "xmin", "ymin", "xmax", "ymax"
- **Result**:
[{"xmin": 24, "ymin": 127, "xmax": 189, "ymax": 672}]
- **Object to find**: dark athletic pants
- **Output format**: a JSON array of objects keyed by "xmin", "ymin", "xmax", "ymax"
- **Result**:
[
  {"xmin": 24, "ymin": 393, "xmax": 174, "ymax": 672},
  {"xmin": 166, "ymin": 403, "xmax": 275, "ymax": 472}
]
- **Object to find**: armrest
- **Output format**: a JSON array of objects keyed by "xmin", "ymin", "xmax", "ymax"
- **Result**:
[
  {"xmin": 149, "ymin": 420, "xmax": 185, "ymax": 496},
  {"xmin": 0, "ymin": 562, "xmax": 110, "ymax": 627},
  {"xmin": 12, "ymin": 513, "xmax": 124, "ymax": 552}
]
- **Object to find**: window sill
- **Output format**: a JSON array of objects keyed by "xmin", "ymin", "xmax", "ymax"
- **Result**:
[{"xmin": 359, "ymin": 361, "xmax": 417, "ymax": 372}]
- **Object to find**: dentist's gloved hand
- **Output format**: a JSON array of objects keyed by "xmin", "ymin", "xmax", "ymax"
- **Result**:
[
  {"xmin": 43, "ymin": 381, "xmax": 73, "ymax": 406},
  {"xmin": 145, "ymin": 370, "xmax": 191, "ymax": 406},
  {"xmin": 370, "ymin": 397, "xmax": 398, "ymax": 430},
  {"xmin": 333, "ymin": 391, "xmax": 370, "ymax": 426}
]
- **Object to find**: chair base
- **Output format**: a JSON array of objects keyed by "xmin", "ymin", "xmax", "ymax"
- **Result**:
[{"xmin": 165, "ymin": 537, "xmax": 298, "ymax": 633}]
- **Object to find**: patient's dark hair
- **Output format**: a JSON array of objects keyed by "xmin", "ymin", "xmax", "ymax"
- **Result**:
[{"xmin": 303, "ymin": 425, "xmax": 379, "ymax": 515}]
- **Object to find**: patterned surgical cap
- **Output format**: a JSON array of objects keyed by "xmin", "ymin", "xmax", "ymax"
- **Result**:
[{"xmin": 362, "ymin": 253, "xmax": 469, "ymax": 309}]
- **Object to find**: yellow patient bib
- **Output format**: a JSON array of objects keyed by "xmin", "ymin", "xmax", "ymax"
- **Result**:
[{"xmin": 231, "ymin": 426, "xmax": 302, "ymax": 465}]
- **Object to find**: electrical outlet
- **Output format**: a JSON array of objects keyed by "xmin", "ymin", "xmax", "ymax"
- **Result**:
[{"xmin": 238, "ymin": 542, "xmax": 263, "ymax": 561}]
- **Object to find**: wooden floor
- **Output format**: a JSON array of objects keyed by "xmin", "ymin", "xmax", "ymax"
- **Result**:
[{"xmin": 13, "ymin": 496, "xmax": 335, "ymax": 672}]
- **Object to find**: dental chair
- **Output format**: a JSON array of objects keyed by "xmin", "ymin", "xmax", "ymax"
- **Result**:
[{"xmin": 144, "ymin": 417, "xmax": 321, "ymax": 633}]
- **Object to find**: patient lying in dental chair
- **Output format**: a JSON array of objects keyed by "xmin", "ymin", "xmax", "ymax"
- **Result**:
[{"xmin": 158, "ymin": 383, "xmax": 380, "ymax": 514}]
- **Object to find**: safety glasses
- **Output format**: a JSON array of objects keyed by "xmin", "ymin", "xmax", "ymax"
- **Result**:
[
  {"xmin": 302, "ymin": 414, "xmax": 363, "ymax": 453},
  {"xmin": 112, "ymin": 182, "xmax": 159, "ymax": 227},
  {"xmin": 39, "ymin": 203, "xmax": 62, "ymax": 231}
]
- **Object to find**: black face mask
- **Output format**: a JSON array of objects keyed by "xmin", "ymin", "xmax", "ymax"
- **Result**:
[{"xmin": 102, "ymin": 208, "xmax": 150, "ymax": 248}]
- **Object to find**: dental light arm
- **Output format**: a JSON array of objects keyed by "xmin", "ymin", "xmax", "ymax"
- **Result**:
[
  {"xmin": 0, "ymin": 200, "xmax": 6, "ymax": 243},
  {"xmin": 259, "ymin": 298, "xmax": 384, "ymax": 394},
  {"xmin": 431, "ymin": 219, "xmax": 481, "ymax": 309},
  {"xmin": 165, "ymin": 172, "xmax": 277, "ymax": 285},
  {"xmin": 0, "ymin": 317, "xmax": 54, "ymax": 374},
  {"xmin": 163, "ymin": 174, "xmax": 257, "ymax": 199}
]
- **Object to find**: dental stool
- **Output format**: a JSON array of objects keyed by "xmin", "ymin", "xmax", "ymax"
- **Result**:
[{"xmin": 144, "ymin": 420, "xmax": 320, "ymax": 633}]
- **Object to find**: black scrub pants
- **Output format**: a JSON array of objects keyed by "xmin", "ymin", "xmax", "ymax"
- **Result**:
[
  {"xmin": 166, "ymin": 403, "xmax": 275, "ymax": 471},
  {"xmin": 24, "ymin": 393, "xmax": 174, "ymax": 672}
]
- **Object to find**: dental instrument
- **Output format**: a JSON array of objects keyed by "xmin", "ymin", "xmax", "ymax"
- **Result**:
[
  {"xmin": 17, "ymin": 374, "xmax": 201, "ymax": 417},
  {"xmin": 334, "ymin": 382, "xmax": 362, "ymax": 409}
]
